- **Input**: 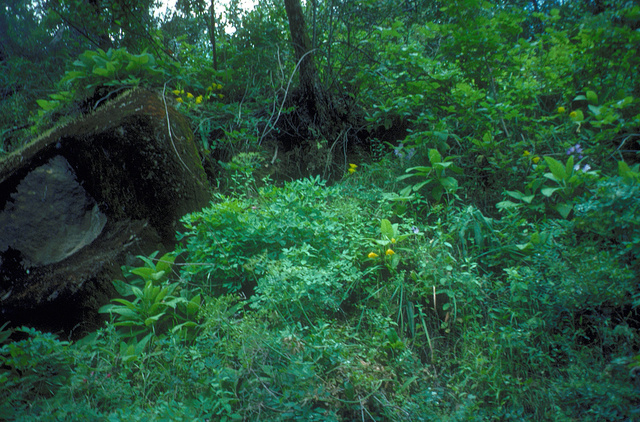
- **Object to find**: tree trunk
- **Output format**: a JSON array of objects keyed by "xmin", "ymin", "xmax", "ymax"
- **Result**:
[
  {"xmin": 210, "ymin": 0, "xmax": 217, "ymax": 70},
  {"xmin": 283, "ymin": 0, "xmax": 316, "ymax": 97},
  {"xmin": 282, "ymin": 0, "xmax": 352, "ymax": 178}
]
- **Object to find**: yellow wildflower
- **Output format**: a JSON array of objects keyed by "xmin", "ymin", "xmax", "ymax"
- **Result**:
[
  {"xmin": 176, "ymin": 97, "xmax": 183, "ymax": 103},
  {"xmin": 558, "ymin": 106, "xmax": 566, "ymax": 113},
  {"xmin": 368, "ymin": 252, "xmax": 379, "ymax": 259},
  {"xmin": 187, "ymin": 92, "xmax": 194, "ymax": 99},
  {"xmin": 348, "ymin": 163, "xmax": 358, "ymax": 174},
  {"xmin": 523, "ymin": 150, "xmax": 531, "ymax": 157},
  {"xmin": 532, "ymin": 156, "xmax": 540, "ymax": 164},
  {"xmin": 207, "ymin": 86, "xmax": 213, "ymax": 92},
  {"xmin": 569, "ymin": 111, "xmax": 577, "ymax": 118},
  {"xmin": 217, "ymin": 83, "xmax": 223, "ymax": 90},
  {"xmin": 391, "ymin": 238, "xmax": 396, "ymax": 244},
  {"xmin": 385, "ymin": 249, "xmax": 395, "ymax": 256},
  {"xmin": 172, "ymin": 89, "xmax": 181, "ymax": 96},
  {"xmin": 195, "ymin": 95, "xmax": 203, "ymax": 104},
  {"xmin": 218, "ymin": 94, "xmax": 224, "ymax": 99}
]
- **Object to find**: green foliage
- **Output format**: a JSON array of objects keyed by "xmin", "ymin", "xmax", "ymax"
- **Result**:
[
  {"xmin": 0, "ymin": 328, "xmax": 74, "ymax": 418},
  {"xmin": 499, "ymin": 154, "xmax": 599, "ymax": 219},
  {"xmin": 397, "ymin": 149, "xmax": 463, "ymax": 203},
  {"xmin": 63, "ymin": 47, "xmax": 163, "ymax": 93},
  {"xmin": 35, "ymin": 47, "xmax": 165, "ymax": 119},
  {"xmin": 573, "ymin": 172, "xmax": 640, "ymax": 272},
  {"xmin": 4, "ymin": 1, "xmax": 640, "ymax": 420},
  {"xmin": 99, "ymin": 251, "xmax": 202, "ymax": 343},
  {"xmin": 178, "ymin": 176, "xmax": 366, "ymax": 297}
]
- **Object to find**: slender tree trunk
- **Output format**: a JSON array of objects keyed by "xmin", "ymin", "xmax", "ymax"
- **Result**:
[
  {"xmin": 282, "ymin": 0, "xmax": 350, "ymax": 179},
  {"xmin": 283, "ymin": 0, "xmax": 316, "ymax": 97},
  {"xmin": 210, "ymin": 0, "xmax": 217, "ymax": 70}
]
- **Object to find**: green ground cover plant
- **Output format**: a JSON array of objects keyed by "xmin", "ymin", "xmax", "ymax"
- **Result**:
[{"xmin": 1, "ymin": 0, "xmax": 639, "ymax": 420}]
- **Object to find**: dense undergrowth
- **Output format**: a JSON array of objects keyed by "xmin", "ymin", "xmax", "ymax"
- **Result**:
[
  {"xmin": 2, "ymin": 162, "xmax": 639, "ymax": 420},
  {"xmin": 2, "ymin": 0, "xmax": 640, "ymax": 420}
]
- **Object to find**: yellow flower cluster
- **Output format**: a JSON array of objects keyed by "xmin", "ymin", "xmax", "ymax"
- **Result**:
[
  {"xmin": 523, "ymin": 150, "xmax": 540, "ymax": 164},
  {"xmin": 367, "ymin": 248, "xmax": 395, "ymax": 259},
  {"xmin": 207, "ymin": 82, "xmax": 224, "ymax": 99},
  {"xmin": 348, "ymin": 163, "xmax": 357, "ymax": 174},
  {"xmin": 171, "ymin": 89, "xmax": 203, "ymax": 106},
  {"xmin": 558, "ymin": 106, "xmax": 566, "ymax": 114}
]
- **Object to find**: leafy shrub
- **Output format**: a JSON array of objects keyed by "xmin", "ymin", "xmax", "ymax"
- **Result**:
[
  {"xmin": 99, "ymin": 252, "xmax": 202, "ymax": 345},
  {"xmin": 36, "ymin": 47, "xmax": 166, "ymax": 117},
  {"xmin": 574, "ymin": 173, "xmax": 640, "ymax": 271},
  {"xmin": 178, "ymin": 176, "xmax": 366, "ymax": 298}
]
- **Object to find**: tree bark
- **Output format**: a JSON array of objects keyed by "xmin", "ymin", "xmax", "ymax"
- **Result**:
[
  {"xmin": 210, "ymin": 0, "xmax": 217, "ymax": 70},
  {"xmin": 283, "ymin": 0, "xmax": 316, "ymax": 97}
]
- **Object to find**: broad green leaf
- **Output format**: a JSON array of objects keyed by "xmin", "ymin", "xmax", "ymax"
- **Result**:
[
  {"xmin": 396, "ymin": 174, "xmax": 417, "ymax": 182},
  {"xmin": 412, "ymin": 180, "xmax": 431, "ymax": 191},
  {"xmin": 151, "ymin": 270, "xmax": 165, "ymax": 281},
  {"xmin": 543, "ymin": 156, "xmax": 567, "ymax": 181},
  {"xmin": 36, "ymin": 99, "xmax": 58, "ymax": 111},
  {"xmin": 143, "ymin": 284, "xmax": 161, "ymax": 302},
  {"xmin": 428, "ymin": 149, "xmax": 442, "ymax": 164},
  {"xmin": 112, "ymin": 279, "xmax": 134, "ymax": 297},
  {"xmin": 112, "ymin": 298, "xmax": 138, "ymax": 311},
  {"xmin": 541, "ymin": 187, "xmax": 562, "ymax": 197},
  {"xmin": 135, "ymin": 333, "xmax": 154, "ymax": 355},
  {"xmin": 505, "ymin": 190, "xmax": 526, "ymax": 200},
  {"xmin": 565, "ymin": 155, "xmax": 574, "ymax": 177},
  {"xmin": 98, "ymin": 304, "xmax": 116, "ymax": 313},
  {"xmin": 586, "ymin": 90, "xmax": 598, "ymax": 104},
  {"xmin": 131, "ymin": 285, "xmax": 144, "ymax": 300},
  {"xmin": 439, "ymin": 176, "xmax": 458, "ymax": 192},
  {"xmin": 131, "ymin": 267, "xmax": 156, "ymax": 280},
  {"xmin": 555, "ymin": 203, "xmax": 573, "ymax": 219},
  {"xmin": 381, "ymin": 219, "xmax": 394, "ymax": 241},
  {"xmin": 92, "ymin": 67, "xmax": 113, "ymax": 78},
  {"xmin": 110, "ymin": 307, "xmax": 140, "ymax": 319},
  {"xmin": 433, "ymin": 161, "xmax": 454, "ymax": 170},
  {"xmin": 404, "ymin": 166, "xmax": 432, "ymax": 174},
  {"xmin": 496, "ymin": 200, "xmax": 520, "ymax": 210},
  {"xmin": 163, "ymin": 297, "xmax": 187, "ymax": 309},
  {"xmin": 155, "ymin": 253, "xmax": 176, "ymax": 273},
  {"xmin": 187, "ymin": 294, "xmax": 202, "ymax": 315},
  {"xmin": 144, "ymin": 314, "xmax": 164, "ymax": 327},
  {"xmin": 543, "ymin": 172, "xmax": 560, "ymax": 183}
]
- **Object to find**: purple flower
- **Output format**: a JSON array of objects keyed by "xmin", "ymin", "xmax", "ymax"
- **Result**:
[
  {"xmin": 411, "ymin": 226, "xmax": 420, "ymax": 234},
  {"xmin": 395, "ymin": 143, "xmax": 416, "ymax": 161},
  {"xmin": 566, "ymin": 143, "xmax": 584, "ymax": 156}
]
